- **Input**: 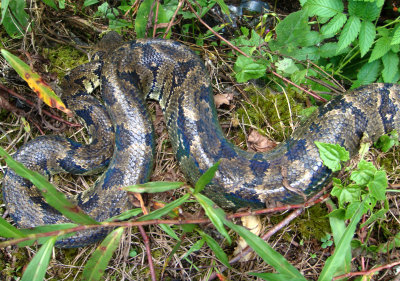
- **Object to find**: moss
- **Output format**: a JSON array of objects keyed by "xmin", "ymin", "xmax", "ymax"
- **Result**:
[
  {"xmin": 43, "ymin": 45, "xmax": 88, "ymax": 79},
  {"xmin": 236, "ymin": 85, "xmax": 307, "ymax": 143},
  {"xmin": 270, "ymin": 204, "xmax": 330, "ymax": 241}
]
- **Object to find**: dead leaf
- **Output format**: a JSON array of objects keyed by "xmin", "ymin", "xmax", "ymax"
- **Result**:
[
  {"xmin": 233, "ymin": 215, "xmax": 263, "ymax": 262},
  {"xmin": 248, "ymin": 130, "xmax": 277, "ymax": 152},
  {"xmin": 214, "ymin": 93, "xmax": 234, "ymax": 108}
]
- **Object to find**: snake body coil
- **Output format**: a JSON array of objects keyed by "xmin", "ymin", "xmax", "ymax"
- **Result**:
[{"xmin": 3, "ymin": 37, "xmax": 400, "ymax": 247}]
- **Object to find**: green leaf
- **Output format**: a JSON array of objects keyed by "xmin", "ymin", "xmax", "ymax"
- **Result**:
[
  {"xmin": 198, "ymin": 230, "xmax": 231, "ymax": 268},
  {"xmin": 0, "ymin": 217, "xmax": 26, "ymax": 238},
  {"xmin": 306, "ymin": 0, "xmax": 344, "ymax": 17},
  {"xmin": 1, "ymin": 0, "xmax": 29, "ymax": 38},
  {"xmin": 367, "ymin": 170, "xmax": 387, "ymax": 201},
  {"xmin": 135, "ymin": 0, "xmax": 153, "ymax": 38},
  {"xmin": 331, "ymin": 184, "xmax": 361, "ymax": 206},
  {"xmin": 325, "ymin": 199, "xmax": 351, "ymax": 273},
  {"xmin": 41, "ymin": 0, "xmax": 58, "ymax": 10},
  {"xmin": 321, "ymin": 13, "xmax": 347, "ymax": 36},
  {"xmin": 392, "ymin": 24, "xmax": 400, "ymax": 45},
  {"xmin": 224, "ymin": 220, "xmax": 306, "ymax": 280},
  {"xmin": 315, "ymin": 142, "xmax": 350, "ymax": 172},
  {"xmin": 159, "ymin": 224, "xmax": 180, "ymax": 241},
  {"xmin": 234, "ymin": 56, "xmax": 267, "ymax": 83},
  {"xmin": 276, "ymin": 58, "xmax": 299, "ymax": 75},
  {"xmin": 369, "ymin": 36, "xmax": 392, "ymax": 62},
  {"xmin": 375, "ymin": 130, "xmax": 399, "ymax": 152},
  {"xmin": 194, "ymin": 161, "xmax": 220, "ymax": 194},
  {"xmin": 138, "ymin": 194, "xmax": 190, "ymax": 221},
  {"xmin": 82, "ymin": 227, "xmax": 124, "ymax": 281},
  {"xmin": 124, "ymin": 181, "xmax": 184, "ymax": 193},
  {"xmin": 355, "ymin": 60, "xmax": 381, "ymax": 85},
  {"xmin": 182, "ymin": 239, "xmax": 205, "ymax": 260},
  {"xmin": 382, "ymin": 51, "xmax": 399, "ymax": 83},
  {"xmin": 336, "ymin": 15, "xmax": 361, "ymax": 54},
  {"xmin": 106, "ymin": 208, "xmax": 142, "ymax": 222},
  {"xmin": 318, "ymin": 200, "xmax": 364, "ymax": 281},
  {"xmin": 0, "ymin": 147, "xmax": 99, "ymax": 225},
  {"xmin": 249, "ymin": 273, "xmax": 304, "ymax": 281},
  {"xmin": 350, "ymin": 160, "xmax": 376, "ymax": 186},
  {"xmin": 359, "ymin": 21, "xmax": 376, "ymax": 57},
  {"xmin": 193, "ymin": 193, "xmax": 231, "ymax": 244},
  {"xmin": 21, "ymin": 236, "xmax": 57, "ymax": 281},
  {"xmin": 361, "ymin": 207, "xmax": 388, "ymax": 228},
  {"xmin": 83, "ymin": 0, "xmax": 99, "ymax": 7},
  {"xmin": 0, "ymin": 0, "xmax": 10, "ymax": 24},
  {"xmin": 348, "ymin": 0, "xmax": 381, "ymax": 21}
]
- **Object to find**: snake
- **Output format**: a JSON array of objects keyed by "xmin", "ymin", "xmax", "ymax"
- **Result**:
[{"xmin": 3, "ymin": 32, "xmax": 400, "ymax": 247}]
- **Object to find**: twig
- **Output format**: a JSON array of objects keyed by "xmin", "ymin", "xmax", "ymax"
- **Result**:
[
  {"xmin": 333, "ymin": 260, "xmax": 400, "ymax": 280},
  {"xmin": 163, "ymin": 0, "xmax": 183, "ymax": 39},
  {"xmin": 138, "ymin": 225, "xmax": 157, "ymax": 281}
]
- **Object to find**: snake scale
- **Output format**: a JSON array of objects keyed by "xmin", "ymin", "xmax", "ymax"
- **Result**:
[{"xmin": 3, "ymin": 33, "xmax": 400, "ymax": 247}]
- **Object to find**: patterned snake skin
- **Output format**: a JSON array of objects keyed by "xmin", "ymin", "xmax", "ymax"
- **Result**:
[{"xmin": 3, "ymin": 34, "xmax": 400, "ymax": 247}]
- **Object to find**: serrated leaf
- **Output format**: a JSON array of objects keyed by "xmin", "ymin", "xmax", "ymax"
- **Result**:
[
  {"xmin": 82, "ymin": 227, "xmax": 124, "ymax": 281},
  {"xmin": 1, "ymin": 49, "xmax": 72, "ymax": 116},
  {"xmin": 306, "ymin": 0, "xmax": 344, "ymax": 17},
  {"xmin": 356, "ymin": 60, "xmax": 381, "ymax": 85},
  {"xmin": 382, "ymin": 51, "xmax": 399, "ymax": 83},
  {"xmin": 336, "ymin": 15, "xmax": 361, "ymax": 53},
  {"xmin": 198, "ymin": 230, "xmax": 231, "ymax": 268},
  {"xmin": 224, "ymin": 220, "xmax": 306, "ymax": 280},
  {"xmin": 315, "ymin": 142, "xmax": 350, "ymax": 172},
  {"xmin": 321, "ymin": 13, "xmax": 347, "ymax": 36},
  {"xmin": 369, "ymin": 36, "xmax": 392, "ymax": 62},
  {"xmin": 138, "ymin": 194, "xmax": 190, "ymax": 221},
  {"xmin": 234, "ymin": 56, "xmax": 267, "ymax": 83},
  {"xmin": 375, "ymin": 130, "xmax": 399, "ymax": 152},
  {"xmin": 194, "ymin": 193, "xmax": 231, "ymax": 244},
  {"xmin": 348, "ymin": 0, "xmax": 381, "ymax": 21},
  {"xmin": 276, "ymin": 58, "xmax": 299, "ymax": 75},
  {"xmin": 124, "ymin": 181, "xmax": 184, "ymax": 193},
  {"xmin": 20, "ymin": 236, "xmax": 57, "ymax": 281},
  {"xmin": 392, "ymin": 24, "xmax": 400, "ymax": 45},
  {"xmin": 0, "ymin": 217, "xmax": 26, "ymax": 238},
  {"xmin": 359, "ymin": 21, "xmax": 376, "ymax": 57},
  {"xmin": 367, "ymin": 170, "xmax": 387, "ymax": 201},
  {"xmin": 350, "ymin": 159, "xmax": 376, "ymax": 186},
  {"xmin": 194, "ymin": 161, "xmax": 220, "ymax": 194},
  {"xmin": 0, "ymin": 147, "xmax": 99, "ymax": 225}
]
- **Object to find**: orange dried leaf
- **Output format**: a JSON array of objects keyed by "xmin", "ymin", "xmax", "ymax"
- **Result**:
[{"xmin": 1, "ymin": 49, "xmax": 72, "ymax": 116}]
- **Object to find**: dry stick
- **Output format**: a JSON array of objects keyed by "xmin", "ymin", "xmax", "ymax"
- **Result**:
[
  {"xmin": 163, "ymin": 0, "xmax": 183, "ymax": 39},
  {"xmin": 208, "ymin": 190, "xmax": 329, "ymax": 280},
  {"xmin": 138, "ymin": 225, "xmax": 157, "ymax": 281},
  {"xmin": 333, "ymin": 260, "xmax": 400, "ymax": 280},
  {"xmin": 152, "ymin": 0, "xmax": 160, "ymax": 38},
  {"xmin": 0, "ymin": 84, "xmax": 81, "ymax": 127}
]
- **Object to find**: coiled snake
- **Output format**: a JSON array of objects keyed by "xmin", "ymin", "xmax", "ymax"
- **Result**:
[{"xmin": 3, "ymin": 33, "xmax": 400, "ymax": 247}]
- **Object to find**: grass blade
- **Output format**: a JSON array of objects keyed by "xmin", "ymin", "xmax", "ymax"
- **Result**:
[
  {"xmin": 124, "ymin": 181, "xmax": 184, "ymax": 193},
  {"xmin": 20, "ymin": 236, "xmax": 57, "ymax": 281},
  {"xmin": 194, "ymin": 161, "xmax": 220, "ymax": 194},
  {"xmin": 318, "ymin": 201, "xmax": 364, "ymax": 281},
  {"xmin": 82, "ymin": 227, "xmax": 124, "ymax": 281},
  {"xmin": 0, "ymin": 216, "xmax": 26, "ymax": 238}
]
